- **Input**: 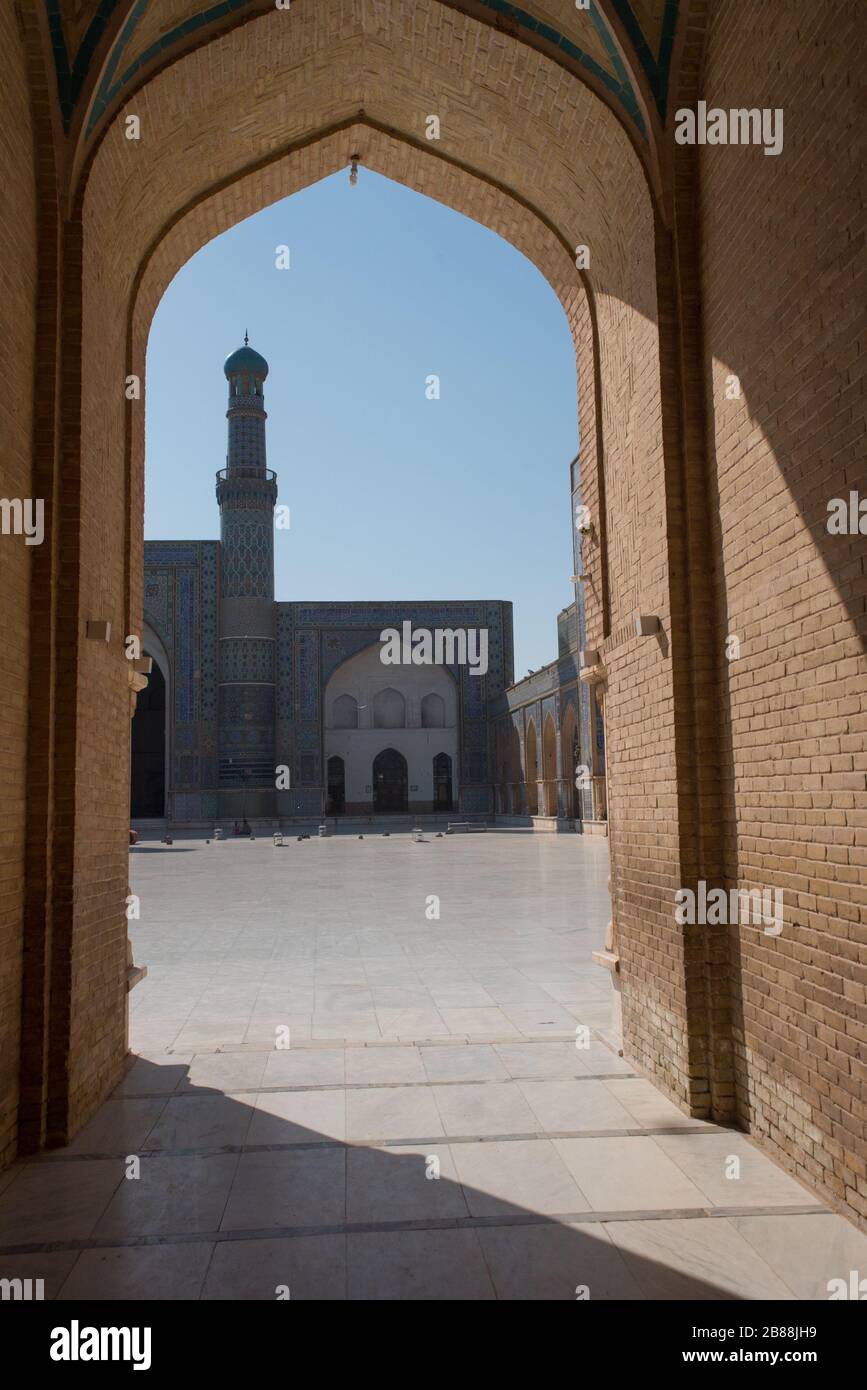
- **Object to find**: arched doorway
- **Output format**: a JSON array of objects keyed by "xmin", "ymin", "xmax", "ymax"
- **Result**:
[
  {"xmin": 326, "ymin": 755, "xmax": 346, "ymax": 815},
  {"xmin": 561, "ymin": 701, "xmax": 578, "ymax": 820},
  {"xmin": 542, "ymin": 713, "xmax": 558, "ymax": 816},
  {"xmin": 433, "ymin": 752, "xmax": 453, "ymax": 812},
  {"xmin": 509, "ymin": 722, "xmax": 522, "ymax": 816},
  {"xmin": 130, "ymin": 658, "xmax": 166, "ymax": 818},
  {"xmin": 373, "ymin": 748, "xmax": 408, "ymax": 813},
  {"xmin": 525, "ymin": 721, "xmax": 539, "ymax": 817}
]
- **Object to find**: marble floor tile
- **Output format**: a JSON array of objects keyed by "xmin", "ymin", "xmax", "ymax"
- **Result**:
[
  {"xmin": 59, "ymin": 1242, "xmax": 214, "ymax": 1301},
  {"xmin": 602, "ymin": 1076, "xmax": 711, "ymax": 1130},
  {"xmin": 202, "ymin": 1235, "xmax": 346, "ymax": 1300},
  {"xmin": 177, "ymin": 1051, "xmax": 269, "ymax": 1094},
  {"xmin": 452, "ymin": 1138, "xmax": 589, "ymax": 1217},
  {"xmin": 344, "ymin": 1045, "xmax": 427, "ymax": 1085},
  {"xmin": 262, "ymin": 1048, "xmax": 346, "ymax": 1087},
  {"xmin": 730, "ymin": 1212, "xmax": 867, "ymax": 1299},
  {"xmin": 55, "ymin": 1096, "xmax": 168, "ymax": 1155},
  {"xmin": 419, "ymin": 1043, "xmax": 510, "ymax": 1083},
  {"xmin": 432, "ymin": 1081, "xmax": 539, "ymax": 1138},
  {"xmin": 477, "ymin": 1221, "xmax": 644, "ymax": 1300},
  {"xmin": 605, "ymin": 1216, "xmax": 796, "ymax": 1300},
  {"xmin": 0, "ymin": 1251, "xmax": 82, "ymax": 1300},
  {"xmin": 493, "ymin": 1040, "xmax": 593, "ymax": 1080},
  {"xmin": 95, "ymin": 1154, "xmax": 239, "ymax": 1239},
  {"xmin": 439, "ymin": 1006, "xmax": 521, "ymax": 1036},
  {"xmin": 347, "ymin": 1144, "xmax": 468, "ymax": 1223},
  {"xmin": 654, "ymin": 1132, "xmax": 825, "ymax": 1209},
  {"xmin": 220, "ymin": 1149, "xmax": 345, "ymax": 1231},
  {"xmin": 346, "ymin": 1229, "xmax": 496, "ymax": 1300},
  {"xmin": 246, "ymin": 1088, "xmax": 346, "ymax": 1146},
  {"xmin": 346, "ymin": 1086, "xmax": 444, "ymax": 1142},
  {"xmin": 144, "ymin": 1094, "xmax": 254, "ymax": 1151},
  {"xmin": 375, "ymin": 1008, "xmax": 449, "ymax": 1038},
  {"xmin": 554, "ymin": 1136, "xmax": 708, "ymax": 1212},
  {"xmin": 517, "ymin": 1078, "xmax": 637, "ymax": 1134},
  {"xmin": 0, "ymin": 1160, "xmax": 122, "ymax": 1245}
]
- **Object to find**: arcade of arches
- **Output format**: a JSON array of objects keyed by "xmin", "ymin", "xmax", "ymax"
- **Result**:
[{"xmin": 0, "ymin": 0, "xmax": 864, "ymax": 1234}]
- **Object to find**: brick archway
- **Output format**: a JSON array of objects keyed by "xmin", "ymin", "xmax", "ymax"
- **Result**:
[
  {"xmin": 7, "ymin": 0, "xmax": 863, "ymax": 1230},
  {"xmin": 15, "ymin": 0, "xmax": 709, "ymax": 1159}
]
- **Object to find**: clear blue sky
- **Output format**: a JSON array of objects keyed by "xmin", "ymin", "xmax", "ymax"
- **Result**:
[{"xmin": 145, "ymin": 169, "xmax": 578, "ymax": 676}]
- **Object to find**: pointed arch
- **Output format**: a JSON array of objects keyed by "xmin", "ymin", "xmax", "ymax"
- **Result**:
[
  {"xmin": 561, "ymin": 700, "xmax": 579, "ymax": 821},
  {"xmin": 525, "ymin": 719, "xmax": 539, "ymax": 817},
  {"xmin": 542, "ymin": 711, "xmax": 558, "ymax": 816},
  {"xmin": 373, "ymin": 688, "xmax": 406, "ymax": 730}
]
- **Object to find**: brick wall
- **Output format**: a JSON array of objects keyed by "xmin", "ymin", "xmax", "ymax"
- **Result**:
[{"xmin": 701, "ymin": 0, "xmax": 866, "ymax": 1219}]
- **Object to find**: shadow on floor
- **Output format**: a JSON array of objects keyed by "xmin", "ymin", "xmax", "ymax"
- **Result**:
[{"xmin": 0, "ymin": 1055, "xmax": 775, "ymax": 1301}]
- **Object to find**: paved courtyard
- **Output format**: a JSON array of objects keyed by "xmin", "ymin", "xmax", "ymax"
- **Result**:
[{"xmin": 0, "ymin": 831, "xmax": 863, "ymax": 1300}]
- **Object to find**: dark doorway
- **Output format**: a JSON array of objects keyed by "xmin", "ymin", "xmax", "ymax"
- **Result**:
[
  {"xmin": 130, "ymin": 658, "xmax": 166, "ymax": 818},
  {"xmin": 433, "ymin": 751, "xmax": 453, "ymax": 812},
  {"xmin": 373, "ymin": 747, "xmax": 408, "ymax": 813},
  {"xmin": 327, "ymin": 755, "xmax": 345, "ymax": 815}
]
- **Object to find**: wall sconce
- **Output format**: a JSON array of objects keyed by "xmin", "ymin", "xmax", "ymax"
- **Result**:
[
  {"xmin": 86, "ymin": 620, "xmax": 111, "ymax": 642},
  {"xmin": 634, "ymin": 614, "xmax": 661, "ymax": 636}
]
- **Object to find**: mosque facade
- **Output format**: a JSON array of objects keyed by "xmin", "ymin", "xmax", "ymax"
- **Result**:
[{"xmin": 132, "ymin": 341, "xmax": 558, "ymax": 826}]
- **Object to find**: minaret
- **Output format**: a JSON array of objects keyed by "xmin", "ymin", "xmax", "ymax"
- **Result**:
[{"xmin": 216, "ymin": 337, "xmax": 278, "ymax": 820}]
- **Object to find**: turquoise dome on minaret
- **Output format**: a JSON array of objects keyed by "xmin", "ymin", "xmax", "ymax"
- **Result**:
[{"xmin": 223, "ymin": 334, "xmax": 268, "ymax": 380}]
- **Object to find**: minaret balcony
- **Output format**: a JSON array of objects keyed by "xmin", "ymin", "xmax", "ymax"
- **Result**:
[{"xmin": 216, "ymin": 467, "xmax": 278, "ymax": 508}]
